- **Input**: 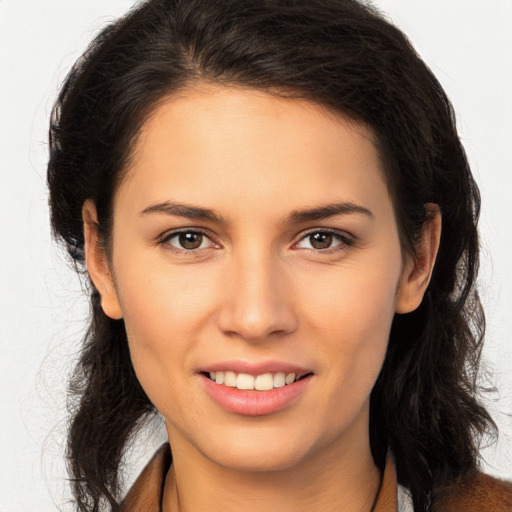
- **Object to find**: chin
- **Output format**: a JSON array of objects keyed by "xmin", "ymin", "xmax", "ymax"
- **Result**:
[
  {"xmin": 194, "ymin": 424, "xmax": 320, "ymax": 473},
  {"xmin": 210, "ymin": 445, "xmax": 308, "ymax": 473}
]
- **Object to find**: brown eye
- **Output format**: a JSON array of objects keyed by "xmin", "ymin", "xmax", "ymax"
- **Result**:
[
  {"xmin": 163, "ymin": 230, "xmax": 215, "ymax": 251},
  {"xmin": 178, "ymin": 232, "xmax": 203, "ymax": 249},
  {"xmin": 309, "ymin": 232, "xmax": 333, "ymax": 249},
  {"xmin": 295, "ymin": 230, "xmax": 352, "ymax": 252}
]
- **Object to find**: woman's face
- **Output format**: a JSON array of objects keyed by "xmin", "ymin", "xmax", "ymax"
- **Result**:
[{"xmin": 86, "ymin": 85, "xmax": 429, "ymax": 473}]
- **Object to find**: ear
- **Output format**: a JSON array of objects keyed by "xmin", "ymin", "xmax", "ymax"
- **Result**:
[
  {"xmin": 395, "ymin": 205, "xmax": 442, "ymax": 314},
  {"xmin": 82, "ymin": 199, "xmax": 123, "ymax": 320}
]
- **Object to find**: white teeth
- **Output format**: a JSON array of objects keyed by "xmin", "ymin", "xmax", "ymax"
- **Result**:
[
  {"xmin": 273, "ymin": 372, "xmax": 286, "ymax": 388},
  {"xmin": 236, "ymin": 373, "xmax": 255, "ymax": 390},
  {"xmin": 209, "ymin": 370, "xmax": 305, "ymax": 390},
  {"xmin": 254, "ymin": 373, "xmax": 274, "ymax": 390},
  {"xmin": 285, "ymin": 372, "xmax": 296, "ymax": 385},
  {"xmin": 224, "ymin": 371, "xmax": 237, "ymax": 387}
]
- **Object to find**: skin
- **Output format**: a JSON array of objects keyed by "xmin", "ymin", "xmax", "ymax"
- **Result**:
[{"xmin": 83, "ymin": 85, "xmax": 441, "ymax": 512}]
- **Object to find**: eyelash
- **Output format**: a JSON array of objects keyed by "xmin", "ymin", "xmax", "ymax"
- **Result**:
[
  {"xmin": 157, "ymin": 228, "xmax": 355, "ymax": 256},
  {"xmin": 157, "ymin": 228, "xmax": 218, "ymax": 256},
  {"xmin": 295, "ymin": 229, "xmax": 355, "ymax": 254}
]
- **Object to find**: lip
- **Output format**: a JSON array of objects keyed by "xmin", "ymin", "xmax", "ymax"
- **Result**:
[
  {"xmin": 199, "ymin": 360, "xmax": 314, "ymax": 416},
  {"xmin": 200, "ymin": 359, "xmax": 312, "ymax": 377}
]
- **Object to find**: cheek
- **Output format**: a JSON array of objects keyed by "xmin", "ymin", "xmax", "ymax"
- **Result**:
[
  {"xmin": 304, "ymin": 257, "xmax": 400, "ymax": 342},
  {"xmin": 302, "ymin": 258, "xmax": 401, "ymax": 397},
  {"xmin": 112, "ymin": 259, "xmax": 219, "ymax": 398},
  {"xmin": 117, "ymin": 256, "xmax": 216, "ymax": 334}
]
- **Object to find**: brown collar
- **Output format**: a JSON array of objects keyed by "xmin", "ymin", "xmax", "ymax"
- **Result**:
[{"xmin": 120, "ymin": 443, "xmax": 398, "ymax": 512}]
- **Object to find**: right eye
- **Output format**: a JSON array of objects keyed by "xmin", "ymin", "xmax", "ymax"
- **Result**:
[{"xmin": 160, "ymin": 230, "xmax": 217, "ymax": 252}]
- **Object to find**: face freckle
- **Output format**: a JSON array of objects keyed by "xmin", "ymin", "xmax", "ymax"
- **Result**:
[{"xmin": 102, "ymin": 84, "xmax": 410, "ymax": 474}]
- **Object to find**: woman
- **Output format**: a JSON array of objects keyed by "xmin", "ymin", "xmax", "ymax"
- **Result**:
[{"xmin": 47, "ymin": 0, "xmax": 512, "ymax": 510}]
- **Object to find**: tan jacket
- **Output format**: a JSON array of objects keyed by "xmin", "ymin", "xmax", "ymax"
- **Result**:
[{"xmin": 120, "ymin": 444, "xmax": 512, "ymax": 511}]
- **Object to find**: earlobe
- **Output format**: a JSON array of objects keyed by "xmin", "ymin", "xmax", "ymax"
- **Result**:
[
  {"xmin": 395, "ymin": 205, "xmax": 442, "ymax": 314},
  {"xmin": 82, "ymin": 200, "xmax": 123, "ymax": 320}
]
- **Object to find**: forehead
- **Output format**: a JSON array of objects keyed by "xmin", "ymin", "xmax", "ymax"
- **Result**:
[{"xmin": 116, "ymin": 85, "xmax": 391, "ymax": 221}]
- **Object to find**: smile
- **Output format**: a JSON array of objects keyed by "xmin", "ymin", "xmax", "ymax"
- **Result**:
[
  {"xmin": 201, "ymin": 371, "xmax": 314, "ymax": 416},
  {"xmin": 205, "ymin": 371, "xmax": 309, "ymax": 390}
]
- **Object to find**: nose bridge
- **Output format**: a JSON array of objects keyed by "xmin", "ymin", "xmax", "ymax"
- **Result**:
[{"xmin": 217, "ymin": 245, "xmax": 297, "ymax": 341}]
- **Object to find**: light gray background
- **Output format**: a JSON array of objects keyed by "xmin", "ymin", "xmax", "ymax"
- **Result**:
[{"xmin": 1, "ymin": 1, "xmax": 511, "ymax": 510}]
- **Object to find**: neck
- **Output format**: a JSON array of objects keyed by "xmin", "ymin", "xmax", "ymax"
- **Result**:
[{"xmin": 162, "ymin": 408, "xmax": 381, "ymax": 512}]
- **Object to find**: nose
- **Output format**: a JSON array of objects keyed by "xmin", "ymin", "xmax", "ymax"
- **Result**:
[{"xmin": 216, "ymin": 253, "xmax": 298, "ymax": 342}]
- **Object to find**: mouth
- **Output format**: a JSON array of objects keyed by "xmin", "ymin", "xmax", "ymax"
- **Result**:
[
  {"xmin": 201, "ymin": 370, "xmax": 313, "ymax": 391},
  {"xmin": 198, "ymin": 360, "xmax": 315, "ymax": 415}
]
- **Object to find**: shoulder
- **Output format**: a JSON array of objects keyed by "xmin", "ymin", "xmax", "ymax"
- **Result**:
[{"xmin": 433, "ymin": 472, "xmax": 512, "ymax": 512}]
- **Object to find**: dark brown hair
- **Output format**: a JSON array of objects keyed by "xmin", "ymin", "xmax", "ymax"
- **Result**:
[{"xmin": 47, "ymin": 0, "xmax": 495, "ymax": 510}]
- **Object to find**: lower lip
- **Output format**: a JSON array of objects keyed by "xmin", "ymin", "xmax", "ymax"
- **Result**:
[{"xmin": 201, "ymin": 374, "xmax": 313, "ymax": 416}]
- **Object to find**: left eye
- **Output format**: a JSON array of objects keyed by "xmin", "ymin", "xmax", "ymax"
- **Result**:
[
  {"xmin": 295, "ymin": 231, "xmax": 349, "ymax": 250},
  {"xmin": 164, "ymin": 231, "xmax": 215, "ymax": 250}
]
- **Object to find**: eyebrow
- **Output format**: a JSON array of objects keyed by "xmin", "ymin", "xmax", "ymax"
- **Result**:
[
  {"xmin": 139, "ymin": 201, "xmax": 226, "ymax": 223},
  {"xmin": 286, "ymin": 202, "xmax": 374, "ymax": 223},
  {"xmin": 139, "ymin": 200, "xmax": 373, "ymax": 224}
]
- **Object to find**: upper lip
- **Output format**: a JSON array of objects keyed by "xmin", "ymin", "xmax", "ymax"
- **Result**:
[{"xmin": 199, "ymin": 360, "xmax": 313, "ymax": 377}]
